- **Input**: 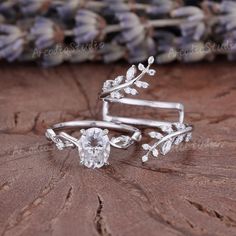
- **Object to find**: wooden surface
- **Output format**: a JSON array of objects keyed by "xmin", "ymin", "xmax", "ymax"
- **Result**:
[{"xmin": 0, "ymin": 61, "xmax": 236, "ymax": 236}]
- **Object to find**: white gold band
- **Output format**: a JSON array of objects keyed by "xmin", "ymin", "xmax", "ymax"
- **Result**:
[
  {"xmin": 103, "ymin": 97, "xmax": 185, "ymax": 127},
  {"xmin": 45, "ymin": 120, "xmax": 142, "ymax": 168}
]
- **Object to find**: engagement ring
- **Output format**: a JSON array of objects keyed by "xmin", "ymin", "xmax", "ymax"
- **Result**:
[{"xmin": 46, "ymin": 120, "xmax": 141, "ymax": 168}]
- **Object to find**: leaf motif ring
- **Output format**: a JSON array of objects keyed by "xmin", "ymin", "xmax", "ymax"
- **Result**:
[
  {"xmin": 46, "ymin": 56, "xmax": 193, "ymax": 168},
  {"xmin": 45, "ymin": 120, "xmax": 141, "ymax": 169},
  {"xmin": 100, "ymin": 56, "xmax": 193, "ymax": 163}
]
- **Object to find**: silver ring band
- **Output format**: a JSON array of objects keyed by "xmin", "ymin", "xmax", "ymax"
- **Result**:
[
  {"xmin": 102, "ymin": 98, "xmax": 192, "ymax": 162},
  {"xmin": 103, "ymin": 97, "xmax": 185, "ymax": 127},
  {"xmin": 99, "ymin": 56, "xmax": 193, "ymax": 162},
  {"xmin": 47, "ymin": 120, "xmax": 142, "ymax": 149},
  {"xmin": 45, "ymin": 120, "xmax": 142, "ymax": 168}
]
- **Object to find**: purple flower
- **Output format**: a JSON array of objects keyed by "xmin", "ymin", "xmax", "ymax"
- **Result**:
[
  {"xmin": 30, "ymin": 17, "xmax": 64, "ymax": 50},
  {"xmin": 103, "ymin": 0, "xmax": 130, "ymax": 13},
  {"xmin": 153, "ymin": 30, "xmax": 177, "ymax": 64},
  {"xmin": 217, "ymin": 12, "xmax": 236, "ymax": 31},
  {"xmin": 206, "ymin": 0, "xmax": 236, "ymax": 61},
  {"xmin": 147, "ymin": 0, "xmax": 179, "ymax": 16},
  {"xmin": 116, "ymin": 12, "xmax": 146, "ymax": 49},
  {"xmin": 171, "ymin": 6, "xmax": 205, "ymax": 40},
  {"xmin": 74, "ymin": 9, "xmax": 105, "ymax": 44},
  {"xmin": 0, "ymin": 24, "xmax": 25, "ymax": 61},
  {"xmin": 153, "ymin": 30, "xmax": 176, "ymax": 51},
  {"xmin": 53, "ymin": 0, "xmax": 81, "ymax": 19},
  {"xmin": 219, "ymin": 1, "xmax": 236, "ymax": 14},
  {"xmin": 18, "ymin": 0, "xmax": 51, "ymax": 15},
  {"xmin": 0, "ymin": 1, "xmax": 16, "ymax": 13},
  {"xmin": 171, "ymin": 6, "xmax": 205, "ymax": 22},
  {"xmin": 128, "ymin": 37, "xmax": 156, "ymax": 63}
]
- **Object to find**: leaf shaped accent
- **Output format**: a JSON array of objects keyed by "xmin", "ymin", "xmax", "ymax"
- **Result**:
[
  {"xmin": 126, "ymin": 65, "xmax": 136, "ymax": 81},
  {"xmin": 152, "ymin": 148, "xmax": 159, "ymax": 158},
  {"xmin": 149, "ymin": 131, "xmax": 163, "ymax": 140},
  {"xmin": 124, "ymin": 87, "xmax": 132, "ymax": 94},
  {"xmin": 161, "ymin": 139, "xmax": 173, "ymax": 155},
  {"xmin": 130, "ymin": 88, "xmax": 138, "ymax": 95},
  {"xmin": 160, "ymin": 125, "xmax": 173, "ymax": 134},
  {"xmin": 185, "ymin": 133, "xmax": 192, "ymax": 142},
  {"xmin": 102, "ymin": 57, "xmax": 156, "ymax": 100},
  {"xmin": 45, "ymin": 130, "xmax": 54, "ymax": 140},
  {"xmin": 56, "ymin": 141, "xmax": 65, "ymax": 150},
  {"xmin": 173, "ymin": 123, "xmax": 186, "ymax": 130},
  {"xmin": 174, "ymin": 134, "xmax": 184, "ymax": 145},
  {"xmin": 142, "ymin": 155, "xmax": 149, "ymax": 162},
  {"xmin": 148, "ymin": 69, "xmax": 156, "ymax": 76},
  {"xmin": 112, "ymin": 135, "xmax": 130, "ymax": 146},
  {"xmin": 103, "ymin": 80, "xmax": 113, "ymax": 90},
  {"xmin": 135, "ymin": 81, "xmax": 149, "ymax": 88},
  {"xmin": 149, "ymin": 132, "xmax": 157, "ymax": 139},
  {"xmin": 138, "ymin": 63, "xmax": 145, "ymax": 71},
  {"xmin": 113, "ymin": 76, "xmax": 124, "ymax": 86},
  {"xmin": 148, "ymin": 56, "xmax": 155, "ymax": 64},
  {"xmin": 110, "ymin": 91, "xmax": 122, "ymax": 99},
  {"xmin": 142, "ymin": 144, "xmax": 151, "ymax": 150}
]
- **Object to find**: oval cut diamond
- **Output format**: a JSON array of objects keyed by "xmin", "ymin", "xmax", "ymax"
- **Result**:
[{"xmin": 78, "ymin": 128, "xmax": 110, "ymax": 169}]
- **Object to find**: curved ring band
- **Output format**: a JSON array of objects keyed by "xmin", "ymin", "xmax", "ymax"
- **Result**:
[
  {"xmin": 45, "ymin": 120, "xmax": 142, "ymax": 168},
  {"xmin": 99, "ymin": 56, "xmax": 193, "ymax": 163},
  {"xmin": 103, "ymin": 97, "xmax": 185, "ymax": 127},
  {"xmin": 102, "ymin": 98, "xmax": 192, "ymax": 162}
]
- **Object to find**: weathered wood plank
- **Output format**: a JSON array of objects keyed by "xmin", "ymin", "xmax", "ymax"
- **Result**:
[{"xmin": 0, "ymin": 61, "xmax": 236, "ymax": 236}]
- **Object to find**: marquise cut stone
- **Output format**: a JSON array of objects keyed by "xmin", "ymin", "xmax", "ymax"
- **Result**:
[{"xmin": 78, "ymin": 128, "xmax": 110, "ymax": 169}]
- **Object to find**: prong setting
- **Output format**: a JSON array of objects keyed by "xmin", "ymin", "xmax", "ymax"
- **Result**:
[{"xmin": 45, "ymin": 120, "xmax": 141, "ymax": 168}]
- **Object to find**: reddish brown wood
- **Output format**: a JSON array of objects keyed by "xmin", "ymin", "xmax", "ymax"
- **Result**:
[{"xmin": 0, "ymin": 61, "xmax": 236, "ymax": 236}]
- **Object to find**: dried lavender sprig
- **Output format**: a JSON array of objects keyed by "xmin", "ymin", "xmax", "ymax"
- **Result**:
[
  {"xmin": 65, "ymin": 9, "xmax": 205, "ymax": 44},
  {"xmin": 0, "ymin": 24, "xmax": 25, "ymax": 61},
  {"xmin": 30, "ymin": 17, "xmax": 65, "ymax": 50},
  {"xmin": 2, "ymin": 0, "xmax": 179, "ymax": 17},
  {"xmin": 0, "ymin": 0, "xmax": 235, "ymax": 66}
]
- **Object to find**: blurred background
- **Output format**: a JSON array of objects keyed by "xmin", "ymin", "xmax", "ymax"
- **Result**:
[{"xmin": 0, "ymin": 0, "xmax": 235, "ymax": 67}]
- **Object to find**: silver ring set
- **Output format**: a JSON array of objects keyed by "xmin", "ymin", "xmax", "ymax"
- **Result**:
[{"xmin": 46, "ymin": 57, "xmax": 193, "ymax": 168}]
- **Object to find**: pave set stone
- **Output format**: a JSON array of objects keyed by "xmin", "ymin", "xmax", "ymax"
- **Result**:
[{"xmin": 78, "ymin": 128, "xmax": 110, "ymax": 169}]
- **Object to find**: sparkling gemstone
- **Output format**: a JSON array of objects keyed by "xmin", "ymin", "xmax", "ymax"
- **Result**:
[
  {"xmin": 56, "ymin": 142, "xmax": 65, "ymax": 150},
  {"xmin": 161, "ymin": 139, "xmax": 173, "ymax": 155},
  {"xmin": 185, "ymin": 133, "xmax": 192, "ymax": 142},
  {"xmin": 78, "ymin": 128, "xmax": 110, "ymax": 169},
  {"xmin": 142, "ymin": 155, "xmax": 148, "ymax": 162},
  {"xmin": 174, "ymin": 134, "xmax": 184, "ymax": 145}
]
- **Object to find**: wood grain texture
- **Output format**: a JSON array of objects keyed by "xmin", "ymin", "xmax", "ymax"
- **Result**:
[{"xmin": 0, "ymin": 61, "xmax": 236, "ymax": 236}]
